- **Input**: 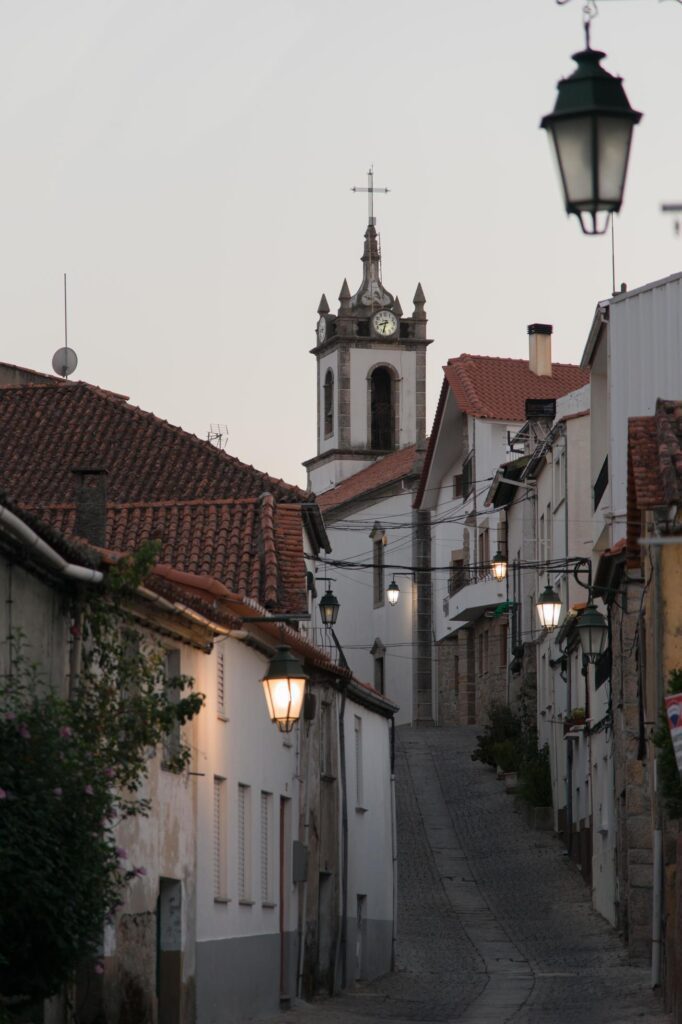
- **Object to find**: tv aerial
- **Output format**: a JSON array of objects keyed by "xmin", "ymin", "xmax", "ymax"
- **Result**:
[{"xmin": 51, "ymin": 273, "xmax": 78, "ymax": 379}]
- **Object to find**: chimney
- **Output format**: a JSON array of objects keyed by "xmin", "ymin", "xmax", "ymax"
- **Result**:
[
  {"xmin": 72, "ymin": 468, "xmax": 108, "ymax": 547},
  {"xmin": 528, "ymin": 323, "xmax": 553, "ymax": 377}
]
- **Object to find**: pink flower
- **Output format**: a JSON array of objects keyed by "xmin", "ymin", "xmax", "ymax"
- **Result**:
[
  {"xmin": 104, "ymin": 767, "xmax": 115, "ymax": 778},
  {"xmin": 94, "ymin": 962, "xmax": 104, "ymax": 975},
  {"xmin": 0, "ymin": 788, "xmax": 6, "ymax": 800},
  {"xmin": 59, "ymin": 725, "xmax": 73, "ymax": 739},
  {"xmin": 84, "ymin": 784, "xmax": 94, "ymax": 796},
  {"xmin": 53, "ymin": 787, "xmax": 63, "ymax": 798},
  {"xmin": 18, "ymin": 723, "xmax": 30, "ymax": 739},
  {"xmin": 4, "ymin": 711, "xmax": 15, "ymax": 721},
  {"xmin": 133, "ymin": 865, "xmax": 147, "ymax": 877},
  {"xmin": 115, "ymin": 847, "xmax": 127, "ymax": 860}
]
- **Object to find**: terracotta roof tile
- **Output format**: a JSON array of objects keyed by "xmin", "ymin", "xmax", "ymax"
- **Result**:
[
  {"xmin": 0, "ymin": 381, "xmax": 307, "ymax": 506},
  {"xmin": 415, "ymin": 354, "xmax": 588, "ymax": 507},
  {"xmin": 317, "ymin": 445, "xmax": 420, "ymax": 513},
  {"xmin": 28, "ymin": 496, "xmax": 308, "ymax": 615},
  {"xmin": 444, "ymin": 355, "xmax": 589, "ymax": 422}
]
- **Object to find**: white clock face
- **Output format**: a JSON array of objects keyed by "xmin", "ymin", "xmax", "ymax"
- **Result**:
[
  {"xmin": 317, "ymin": 317, "xmax": 327, "ymax": 344},
  {"xmin": 372, "ymin": 310, "xmax": 398, "ymax": 337}
]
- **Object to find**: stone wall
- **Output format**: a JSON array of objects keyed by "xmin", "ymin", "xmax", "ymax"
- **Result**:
[{"xmin": 436, "ymin": 617, "xmax": 508, "ymax": 727}]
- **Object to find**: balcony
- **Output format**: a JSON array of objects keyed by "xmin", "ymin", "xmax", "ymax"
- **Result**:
[{"xmin": 447, "ymin": 571, "xmax": 507, "ymax": 624}]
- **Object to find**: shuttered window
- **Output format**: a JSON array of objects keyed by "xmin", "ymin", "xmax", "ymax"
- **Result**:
[
  {"xmin": 213, "ymin": 777, "xmax": 227, "ymax": 901},
  {"xmin": 260, "ymin": 792, "xmax": 273, "ymax": 904},
  {"xmin": 216, "ymin": 647, "xmax": 226, "ymax": 719},
  {"xmin": 354, "ymin": 715, "xmax": 364, "ymax": 807},
  {"xmin": 238, "ymin": 784, "xmax": 251, "ymax": 902}
]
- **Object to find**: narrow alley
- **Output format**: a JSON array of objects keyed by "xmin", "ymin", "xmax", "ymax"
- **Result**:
[{"xmin": 268, "ymin": 727, "xmax": 670, "ymax": 1024}]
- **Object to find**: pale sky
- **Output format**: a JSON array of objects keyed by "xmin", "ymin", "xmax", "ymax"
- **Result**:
[{"xmin": 1, "ymin": 0, "xmax": 681, "ymax": 489}]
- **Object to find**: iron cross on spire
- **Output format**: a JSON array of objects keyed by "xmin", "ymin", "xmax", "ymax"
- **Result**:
[{"xmin": 351, "ymin": 167, "xmax": 390, "ymax": 226}]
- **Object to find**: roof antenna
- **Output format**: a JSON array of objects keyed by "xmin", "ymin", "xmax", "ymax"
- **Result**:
[{"xmin": 51, "ymin": 273, "xmax": 78, "ymax": 379}]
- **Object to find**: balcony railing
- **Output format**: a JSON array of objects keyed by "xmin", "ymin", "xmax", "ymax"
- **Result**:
[{"xmin": 448, "ymin": 566, "xmax": 494, "ymax": 596}]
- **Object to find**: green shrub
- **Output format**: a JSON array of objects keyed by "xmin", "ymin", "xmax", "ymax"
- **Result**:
[
  {"xmin": 471, "ymin": 701, "xmax": 522, "ymax": 766},
  {"xmin": 519, "ymin": 743, "xmax": 552, "ymax": 807},
  {"xmin": 491, "ymin": 738, "xmax": 522, "ymax": 773}
]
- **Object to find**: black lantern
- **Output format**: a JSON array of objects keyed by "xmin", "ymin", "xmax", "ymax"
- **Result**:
[
  {"xmin": 576, "ymin": 603, "xmax": 608, "ymax": 664},
  {"xmin": 541, "ymin": 33, "xmax": 641, "ymax": 235},
  {"xmin": 386, "ymin": 578, "xmax": 400, "ymax": 606},
  {"xmin": 491, "ymin": 549, "xmax": 508, "ymax": 582},
  {"xmin": 319, "ymin": 587, "xmax": 340, "ymax": 627},
  {"xmin": 537, "ymin": 582, "xmax": 562, "ymax": 630},
  {"xmin": 261, "ymin": 645, "xmax": 308, "ymax": 733}
]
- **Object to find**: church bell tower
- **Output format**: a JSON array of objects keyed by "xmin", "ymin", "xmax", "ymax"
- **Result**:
[{"xmin": 304, "ymin": 179, "xmax": 431, "ymax": 496}]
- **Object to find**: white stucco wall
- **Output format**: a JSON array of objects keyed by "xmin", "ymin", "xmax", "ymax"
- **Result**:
[{"xmin": 315, "ymin": 488, "xmax": 416, "ymax": 725}]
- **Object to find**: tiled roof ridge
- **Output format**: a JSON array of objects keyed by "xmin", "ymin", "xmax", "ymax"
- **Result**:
[
  {"xmin": 259, "ymin": 492, "xmax": 279, "ymax": 608},
  {"xmin": 0, "ymin": 379, "xmax": 130, "ymax": 401},
  {"xmin": 11, "ymin": 379, "xmax": 308, "ymax": 501},
  {"xmin": 317, "ymin": 444, "xmax": 419, "ymax": 513},
  {"xmin": 447, "ymin": 353, "xmax": 585, "ymax": 370},
  {"xmin": 22, "ymin": 496, "xmax": 265, "ymax": 513}
]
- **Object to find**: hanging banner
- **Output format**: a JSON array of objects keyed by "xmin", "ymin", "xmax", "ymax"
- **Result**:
[{"xmin": 664, "ymin": 694, "xmax": 682, "ymax": 775}]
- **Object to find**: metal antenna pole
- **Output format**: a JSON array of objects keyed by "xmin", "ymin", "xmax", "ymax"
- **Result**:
[{"xmin": 63, "ymin": 273, "xmax": 68, "ymax": 379}]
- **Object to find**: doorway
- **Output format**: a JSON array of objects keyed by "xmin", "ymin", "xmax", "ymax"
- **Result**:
[{"xmin": 157, "ymin": 878, "xmax": 182, "ymax": 1024}]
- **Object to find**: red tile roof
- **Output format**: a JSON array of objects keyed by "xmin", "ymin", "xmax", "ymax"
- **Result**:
[
  {"xmin": 28, "ymin": 494, "xmax": 308, "ymax": 614},
  {"xmin": 415, "ymin": 354, "xmax": 589, "ymax": 507},
  {"xmin": 0, "ymin": 381, "xmax": 307, "ymax": 507},
  {"xmin": 316, "ymin": 445, "xmax": 420, "ymax": 513},
  {"xmin": 444, "ymin": 355, "xmax": 589, "ymax": 422}
]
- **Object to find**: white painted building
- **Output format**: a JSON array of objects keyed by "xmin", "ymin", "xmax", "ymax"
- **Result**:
[{"xmin": 417, "ymin": 326, "xmax": 589, "ymax": 724}]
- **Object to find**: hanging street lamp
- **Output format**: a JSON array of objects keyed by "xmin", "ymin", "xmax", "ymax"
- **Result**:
[
  {"xmin": 319, "ymin": 587, "xmax": 340, "ymax": 627},
  {"xmin": 491, "ymin": 549, "xmax": 508, "ymax": 582},
  {"xmin": 537, "ymin": 581, "xmax": 562, "ymax": 630},
  {"xmin": 261, "ymin": 645, "xmax": 308, "ymax": 733},
  {"xmin": 541, "ymin": 25, "xmax": 642, "ymax": 235},
  {"xmin": 387, "ymin": 578, "xmax": 400, "ymax": 606},
  {"xmin": 576, "ymin": 603, "xmax": 609, "ymax": 663}
]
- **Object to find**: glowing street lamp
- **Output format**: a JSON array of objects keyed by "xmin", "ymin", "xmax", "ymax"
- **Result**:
[
  {"xmin": 261, "ymin": 646, "xmax": 308, "ymax": 733},
  {"xmin": 537, "ymin": 581, "xmax": 562, "ymax": 630},
  {"xmin": 319, "ymin": 587, "xmax": 340, "ymax": 627},
  {"xmin": 387, "ymin": 578, "xmax": 400, "ymax": 606},
  {"xmin": 491, "ymin": 549, "xmax": 508, "ymax": 582}
]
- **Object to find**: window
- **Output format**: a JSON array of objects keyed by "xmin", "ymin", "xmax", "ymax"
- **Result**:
[
  {"xmin": 553, "ymin": 445, "xmax": 566, "ymax": 508},
  {"xmin": 260, "ymin": 792, "xmax": 274, "ymax": 905},
  {"xmin": 213, "ymin": 777, "xmax": 227, "ymax": 902},
  {"xmin": 354, "ymin": 715, "xmax": 364, "ymax": 808},
  {"xmin": 216, "ymin": 646, "xmax": 227, "ymax": 720},
  {"xmin": 370, "ymin": 367, "xmax": 394, "ymax": 450},
  {"xmin": 448, "ymin": 552, "xmax": 465, "ymax": 595},
  {"xmin": 238, "ymin": 784, "xmax": 252, "ymax": 903},
  {"xmin": 453, "ymin": 474, "xmax": 463, "ymax": 499},
  {"xmin": 538, "ymin": 512, "xmax": 546, "ymax": 563},
  {"xmin": 374, "ymin": 655, "xmax": 385, "ymax": 694},
  {"xmin": 320, "ymin": 701, "xmax": 334, "ymax": 777},
  {"xmin": 371, "ymin": 527, "xmax": 385, "ymax": 606},
  {"xmin": 323, "ymin": 369, "xmax": 334, "ymax": 438},
  {"xmin": 462, "ymin": 451, "xmax": 474, "ymax": 500},
  {"xmin": 162, "ymin": 649, "xmax": 181, "ymax": 767},
  {"xmin": 478, "ymin": 527, "xmax": 490, "ymax": 575},
  {"xmin": 499, "ymin": 623, "xmax": 508, "ymax": 671},
  {"xmin": 545, "ymin": 503, "xmax": 552, "ymax": 561}
]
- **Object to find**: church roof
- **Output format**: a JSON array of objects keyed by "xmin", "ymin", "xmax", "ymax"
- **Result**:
[
  {"xmin": 316, "ymin": 444, "xmax": 420, "ymax": 514},
  {"xmin": 444, "ymin": 354, "xmax": 589, "ymax": 422},
  {"xmin": 26, "ymin": 494, "xmax": 308, "ymax": 614},
  {"xmin": 0, "ymin": 380, "xmax": 307, "ymax": 506}
]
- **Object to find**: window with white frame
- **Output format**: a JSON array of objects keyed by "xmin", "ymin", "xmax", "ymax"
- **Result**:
[
  {"xmin": 260, "ymin": 791, "xmax": 274, "ymax": 905},
  {"xmin": 213, "ymin": 776, "xmax": 227, "ymax": 902},
  {"xmin": 320, "ymin": 701, "xmax": 334, "ymax": 777},
  {"xmin": 553, "ymin": 445, "xmax": 566, "ymax": 509},
  {"xmin": 216, "ymin": 645, "xmax": 227, "ymax": 720},
  {"xmin": 354, "ymin": 715, "xmax": 364, "ymax": 808},
  {"xmin": 238, "ymin": 784, "xmax": 252, "ymax": 903}
]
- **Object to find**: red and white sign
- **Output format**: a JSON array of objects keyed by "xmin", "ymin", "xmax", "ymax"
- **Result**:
[{"xmin": 665, "ymin": 695, "xmax": 682, "ymax": 774}]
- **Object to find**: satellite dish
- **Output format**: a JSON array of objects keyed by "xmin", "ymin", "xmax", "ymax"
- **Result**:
[{"xmin": 52, "ymin": 346, "xmax": 78, "ymax": 378}]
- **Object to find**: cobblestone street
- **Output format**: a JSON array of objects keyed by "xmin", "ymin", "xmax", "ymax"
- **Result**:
[{"xmin": 267, "ymin": 727, "xmax": 671, "ymax": 1024}]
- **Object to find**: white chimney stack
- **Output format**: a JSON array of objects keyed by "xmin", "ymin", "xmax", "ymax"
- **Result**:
[{"xmin": 528, "ymin": 323, "xmax": 553, "ymax": 377}]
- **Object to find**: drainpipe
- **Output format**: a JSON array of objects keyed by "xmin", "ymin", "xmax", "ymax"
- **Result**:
[
  {"xmin": 0, "ymin": 505, "xmax": 103, "ymax": 584},
  {"xmin": 651, "ymin": 544, "xmax": 664, "ymax": 989},
  {"xmin": 389, "ymin": 717, "xmax": 397, "ymax": 972},
  {"xmin": 296, "ymin": 718, "xmax": 313, "ymax": 999},
  {"xmin": 337, "ymin": 679, "xmax": 349, "ymax": 990}
]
